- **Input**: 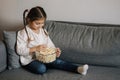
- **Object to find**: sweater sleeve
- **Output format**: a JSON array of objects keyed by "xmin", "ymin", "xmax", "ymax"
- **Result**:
[
  {"xmin": 16, "ymin": 30, "xmax": 30, "ymax": 56},
  {"xmin": 47, "ymin": 36, "xmax": 56, "ymax": 48}
]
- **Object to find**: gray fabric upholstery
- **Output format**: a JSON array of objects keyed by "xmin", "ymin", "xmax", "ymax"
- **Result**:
[
  {"xmin": 0, "ymin": 68, "xmax": 82, "ymax": 80},
  {"xmin": 82, "ymin": 66, "xmax": 120, "ymax": 80},
  {"xmin": 0, "ymin": 66, "xmax": 120, "ymax": 80},
  {"xmin": 3, "ymin": 31, "xmax": 21, "ymax": 69},
  {"xmin": 0, "ymin": 20, "xmax": 120, "ymax": 80},
  {"xmin": 0, "ymin": 41, "xmax": 7, "ymax": 72},
  {"xmin": 45, "ymin": 21, "xmax": 120, "ymax": 67}
]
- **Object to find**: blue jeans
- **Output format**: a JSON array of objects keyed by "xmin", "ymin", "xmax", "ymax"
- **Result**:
[{"xmin": 23, "ymin": 58, "xmax": 78, "ymax": 74}]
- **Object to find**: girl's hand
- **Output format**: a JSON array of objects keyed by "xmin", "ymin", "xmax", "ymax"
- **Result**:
[
  {"xmin": 29, "ymin": 44, "xmax": 47, "ymax": 55},
  {"xmin": 36, "ymin": 44, "xmax": 47, "ymax": 52},
  {"xmin": 56, "ymin": 48, "xmax": 61, "ymax": 57}
]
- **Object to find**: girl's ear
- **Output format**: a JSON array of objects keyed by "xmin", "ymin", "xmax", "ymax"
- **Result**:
[{"xmin": 26, "ymin": 18, "xmax": 30, "ymax": 24}]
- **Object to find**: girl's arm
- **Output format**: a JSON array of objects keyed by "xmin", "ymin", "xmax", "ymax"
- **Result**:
[
  {"xmin": 29, "ymin": 44, "xmax": 47, "ymax": 54},
  {"xmin": 16, "ymin": 30, "xmax": 30, "ymax": 56},
  {"xmin": 47, "ymin": 36, "xmax": 56, "ymax": 48},
  {"xmin": 17, "ymin": 30, "xmax": 47, "ymax": 56}
]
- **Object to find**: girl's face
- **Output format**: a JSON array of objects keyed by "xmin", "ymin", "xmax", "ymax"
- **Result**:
[{"xmin": 29, "ymin": 18, "xmax": 45, "ymax": 30}]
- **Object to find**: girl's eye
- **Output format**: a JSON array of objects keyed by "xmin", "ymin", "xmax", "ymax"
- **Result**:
[
  {"xmin": 35, "ymin": 23, "xmax": 40, "ymax": 25},
  {"xmin": 35, "ymin": 22, "xmax": 44, "ymax": 25},
  {"xmin": 34, "ymin": 22, "xmax": 39, "ymax": 25}
]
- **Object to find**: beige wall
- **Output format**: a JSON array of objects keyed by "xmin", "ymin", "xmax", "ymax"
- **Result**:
[
  {"xmin": 0, "ymin": 0, "xmax": 120, "ymax": 39},
  {"xmin": 39, "ymin": 0, "xmax": 120, "ymax": 24}
]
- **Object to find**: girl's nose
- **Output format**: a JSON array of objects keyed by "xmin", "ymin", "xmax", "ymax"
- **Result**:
[{"xmin": 41, "ymin": 24, "xmax": 44, "ymax": 27}]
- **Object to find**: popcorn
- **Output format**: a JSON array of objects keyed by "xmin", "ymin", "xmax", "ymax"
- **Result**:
[{"xmin": 35, "ymin": 48, "xmax": 56, "ymax": 63}]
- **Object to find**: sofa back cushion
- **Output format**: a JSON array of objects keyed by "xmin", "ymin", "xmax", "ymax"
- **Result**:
[{"xmin": 45, "ymin": 21, "xmax": 120, "ymax": 67}]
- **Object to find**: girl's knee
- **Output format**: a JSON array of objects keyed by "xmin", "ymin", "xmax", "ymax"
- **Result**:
[
  {"xmin": 36, "ymin": 64, "xmax": 47, "ymax": 74},
  {"xmin": 54, "ymin": 59, "xmax": 65, "ymax": 64}
]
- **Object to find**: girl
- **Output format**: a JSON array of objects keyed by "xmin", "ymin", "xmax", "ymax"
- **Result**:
[{"xmin": 16, "ymin": 6, "xmax": 89, "ymax": 75}]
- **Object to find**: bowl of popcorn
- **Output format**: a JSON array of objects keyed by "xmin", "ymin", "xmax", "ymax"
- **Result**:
[{"xmin": 35, "ymin": 48, "xmax": 56, "ymax": 63}]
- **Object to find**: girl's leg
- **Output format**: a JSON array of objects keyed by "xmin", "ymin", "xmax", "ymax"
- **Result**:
[
  {"xmin": 47, "ymin": 58, "xmax": 78, "ymax": 73},
  {"xmin": 47, "ymin": 58, "xmax": 89, "ymax": 75},
  {"xmin": 23, "ymin": 60, "xmax": 47, "ymax": 74}
]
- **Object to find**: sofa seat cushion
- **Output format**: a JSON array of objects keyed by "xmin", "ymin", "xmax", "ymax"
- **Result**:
[
  {"xmin": 0, "ymin": 68, "xmax": 82, "ymax": 80},
  {"xmin": 82, "ymin": 66, "xmax": 120, "ymax": 80},
  {"xmin": 0, "ymin": 66, "xmax": 120, "ymax": 80}
]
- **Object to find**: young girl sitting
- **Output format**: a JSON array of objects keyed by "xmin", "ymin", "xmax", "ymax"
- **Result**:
[{"xmin": 16, "ymin": 6, "xmax": 89, "ymax": 75}]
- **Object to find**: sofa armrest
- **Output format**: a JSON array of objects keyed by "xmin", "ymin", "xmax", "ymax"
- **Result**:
[{"xmin": 0, "ymin": 40, "xmax": 7, "ymax": 72}]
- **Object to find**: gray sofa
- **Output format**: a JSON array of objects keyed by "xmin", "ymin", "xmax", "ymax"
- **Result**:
[{"xmin": 0, "ymin": 20, "xmax": 120, "ymax": 80}]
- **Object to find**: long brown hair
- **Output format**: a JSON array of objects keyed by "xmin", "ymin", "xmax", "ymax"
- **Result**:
[{"xmin": 23, "ymin": 6, "xmax": 48, "ymax": 42}]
